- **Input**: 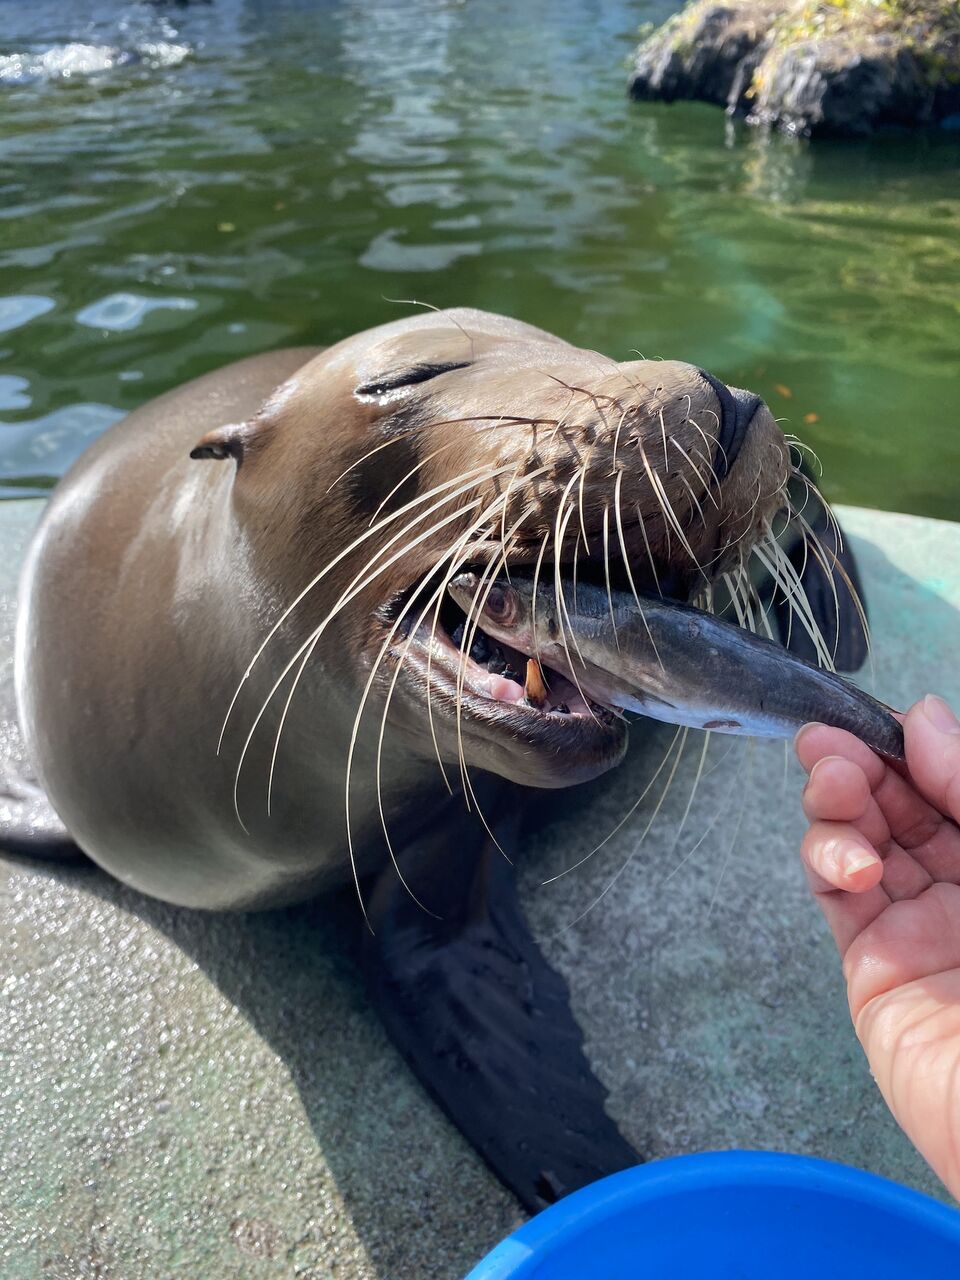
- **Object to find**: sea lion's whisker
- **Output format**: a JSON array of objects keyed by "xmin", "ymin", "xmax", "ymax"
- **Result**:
[
  {"xmin": 528, "ymin": 529, "xmax": 552, "ymax": 669},
  {"xmin": 769, "ymin": 521, "xmax": 843, "ymax": 659},
  {"xmin": 552, "ymin": 477, "xmax": 595, "ymax": 718},
  {"xmin": 258, "ymin": 488, "xmax": 494, "ymax": 822},
  {"xmin": 350, "ymin": 497, "xmax": 518, "ymax": 918},
  {"xmin": 610, "ymin": 404, "xmax": 630, "ymax": 471},
  {"xmin": 746, "ymin": 567, "xmax": 777, "ymax": 641},
  {"xmin": 670, "ymin": 435, "xmax": 721, "ymax": 509},
  {"xmin": 455, "ymin": 547, "xmax": 529, "ymax": 856},
  {"xmin": 635, "ymin": 502, "xmax": 663, "ymax": 599},
  {"xmin": 690, "ymin": 410, "xmax": 726, "ymax": 470},
  {"xmin": 349, "ymin": 493, "xmax": 519, "ymax": 880},
  {"xmin": 664, "ymin": 739, "xmax": 745, "ymax": 883},
  {"xmin": 638, "ymin": 442, "xmax": 707, "ymax": 581},
  {"xmin": 707, "ymin": 739, "xmax": 753, "ymax": 920},
  {"xmin": 541, "ymin": 725, "xmax": 683, "ymax": 886},
  {"xmin": 783, "ymin": 434, "xmax": 824, "ymax": 475},
  {"xmin": 785, "ymin": 452, "xmax": 842, "ymax": 543},
  {"xmin": 541, "ymin": 371, "xmax": 621, "ymax": 417},
  {"xmin": 220, "ymin": 462, "xmax": 508, "ymax": 753},
  {"xmin": 551, "ymin": 727, "xmax": 688, "ymax": 933},
  {"xmin": 264, "ymin": 462, "xmax": 512, "ymax": 785},
  {"xmin": 665, "ymin": 728, "xmax": 712, "ymax": 860},
  {"xmin": 576, "ymin": 453, "xmax": 594, "ymax": 557},
  {"xmin": 366, "ymin": 439, "xmax": 464, "ymax": 529},
  {"xmin": 601, "ymin": 505, "xmax": 621, "ymax": 651},
  {"xmin": 426, "ymin": 469, "xmax": 541, "ymax": 792},
  {"xmin": 611, "ymin": 471, "xmax": 659, "ymax": 663},
  {"xmin": 722, "ymin": 571, "xmax": 750, "ymax": 633},
  {"xmin": 326, "ymin": 431, "xmax": 419, "ymax": 495},
  {"xmin": 791, "ymin": 512, "xmax": 871, "ymax": 664},
  {"xmin": 784, "ymin": 479, "xmax": 813, "ymax": 523},
  {"xmin": 244, "ymin": 493, "xmax": 496, "ymax": 826},
  {"xmin": 751, "ymin": 537, "xmax": 834, "ymax": 669},
  {"xmin": 676, "ymin": 471, "xmax": 708, "ymax": 530},
  {"xmin": 659, "ymin": 408, "xmax": 670, "ymax": 470},
  {"xmin": 452, "ymin": 534, "xmax": 530, "ymax": 833},
  {"xmin": 380, "ymin": 296, "xmax": 479, "ymax": 363},
  {"xmin": 731, "ymin": 565, "xmax": 758, "ymax": 634}
]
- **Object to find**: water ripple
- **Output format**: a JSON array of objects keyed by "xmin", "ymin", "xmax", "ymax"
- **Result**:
[
  {"xmin": 0, "ymin": 297, "xmax": 56, "ymax": 334},
  {"xmin": 75, "ymin": 293, "xmax": 198, "ymax": 333}
]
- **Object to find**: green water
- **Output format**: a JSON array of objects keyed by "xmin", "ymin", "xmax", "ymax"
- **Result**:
[{"xmin": 1, "ymin": 0, "xmax": 958, "ymax": 517}]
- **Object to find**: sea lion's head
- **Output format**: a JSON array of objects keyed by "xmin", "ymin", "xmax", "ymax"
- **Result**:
[{"xmin": 194, "ymin": 309, "xmax": 789, "ymax": 791}]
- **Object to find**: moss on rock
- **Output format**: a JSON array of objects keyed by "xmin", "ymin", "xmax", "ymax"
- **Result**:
[{"xmin": 628, "ymin": 0, "xmax": 960, "ymax": 137}]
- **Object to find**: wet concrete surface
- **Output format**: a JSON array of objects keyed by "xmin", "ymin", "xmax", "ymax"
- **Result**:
[{"xmin": 1, "ymin": 499, "xmax": 957, "ymax": 1278}]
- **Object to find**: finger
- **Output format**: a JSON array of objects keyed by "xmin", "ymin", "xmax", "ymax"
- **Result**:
[
  {"xmin": 795, "ymin": 723, "xmax": 887, "ymax": 789},
  {"xmin": 801, "ymin": 820, "xmax": 883, "ymax": 892},
  {"xmin": 800, "ymin": 822, "xmax": 889, "ymax": 956},
  {"xmin": 803, "ymin": 811, "xmax": 932, "ymax": 905},
  {"xmin": 802, "ymin": 755, "xmax": 876, "ymax": 824},
  {"xmin": 798, "ymin": 718, "xmax": 960, "ymax": 885},
  {"xmin": 903, "ymin": 697, "xmax": 960, "ymax": 827}
]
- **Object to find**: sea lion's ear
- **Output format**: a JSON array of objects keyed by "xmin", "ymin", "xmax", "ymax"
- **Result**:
[{"xmin": 189, "ymin": 422, "xmax": 249, "ymax": 464}]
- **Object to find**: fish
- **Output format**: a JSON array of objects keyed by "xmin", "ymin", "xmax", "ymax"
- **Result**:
[{"xmin": 446, "ymin": 572, "xmax": 905, "ymax": 762}]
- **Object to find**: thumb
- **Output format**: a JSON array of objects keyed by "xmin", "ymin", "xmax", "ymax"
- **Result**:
[{"xmin": 903, "ymin": 696, "xmax": 960, "ymax": 826}]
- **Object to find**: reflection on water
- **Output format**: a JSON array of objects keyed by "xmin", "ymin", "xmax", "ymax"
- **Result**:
[
  {"xmin": 0, "ymin": 296, "xmax": 56, "ymax": 334},
  {"xmin": 75, "ymin": 291, "xmax": 198, "ymax": 331},
  {"xmin": 0, "ymin": 0, "xmax": 958, "ymax": 516}
]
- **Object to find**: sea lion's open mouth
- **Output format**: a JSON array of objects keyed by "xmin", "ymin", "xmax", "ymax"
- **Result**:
[
  {"xmin": 415, "ymin": 587, "xmax": 617, "ymax": 722},
  {"xmin": 382, "ymin": 555, "xmax": 637, "ymax": 773}
]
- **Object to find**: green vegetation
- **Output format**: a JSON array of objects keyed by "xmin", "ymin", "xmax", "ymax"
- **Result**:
[{"xmin": 768, "ymin": 0, "xmax": 960, "ymax": 83}]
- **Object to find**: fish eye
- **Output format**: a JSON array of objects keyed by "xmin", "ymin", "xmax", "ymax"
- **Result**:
[
  {"xmin": 355, "ymin": 361, "xmax": 470, "ymax": 397},
  {"xmin": 485, "ymin": 584, "xmax": 519, "ymax": 626}
]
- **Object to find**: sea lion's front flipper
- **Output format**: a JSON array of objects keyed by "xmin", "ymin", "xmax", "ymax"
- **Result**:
[
  {"xmin": 774, "ymin": 463, "xmax": 869, "ymax": 673},
  {"xmin": 364, "ymin": 805, "xmax": 639, "ymax": 1212},
  {"xmin": 0, "ymin": 671, "xmax": 77, "ymax": 857}
]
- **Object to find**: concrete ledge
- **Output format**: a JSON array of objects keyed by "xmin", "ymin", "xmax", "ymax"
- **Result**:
[{"xmin": 1, "ymin": 500, "xmax": 958, "ymax": 1279}]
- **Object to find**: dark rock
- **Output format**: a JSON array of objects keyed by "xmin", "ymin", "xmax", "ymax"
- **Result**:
[{"xmin": 628, "ymin": 0, "xmax": 960, "ymax": 138}]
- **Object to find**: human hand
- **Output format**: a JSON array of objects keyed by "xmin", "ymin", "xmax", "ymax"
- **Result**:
[{"xmin": 795, "ymin": 696, "xmax": 960, "ymax": 1199}]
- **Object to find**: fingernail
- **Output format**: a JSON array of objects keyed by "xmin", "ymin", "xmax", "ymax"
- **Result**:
[
  {"xmin": 842, "ymin": 848, "xmax": 877, "ymax": 877},
  {"xmin": 922, "ymin": 694, "xmax": 960, "ymax": 735}
]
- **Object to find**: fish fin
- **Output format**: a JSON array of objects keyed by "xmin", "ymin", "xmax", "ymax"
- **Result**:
[
  {"xmin": 363, "ymin": 802, "xmax": 640, "ymax": 1212},
  {"xmin": 0, "ymin": 666, "xmax": 79, "ymax": 858},
  {"xmin": 774, "ymin": 470, "xmax": 869, "ymax": 673}
]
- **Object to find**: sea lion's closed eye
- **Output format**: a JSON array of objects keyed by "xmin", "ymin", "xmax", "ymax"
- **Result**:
[{"xmin": 354, "ymin": 360, "xmax": 470, "ymax": 397}]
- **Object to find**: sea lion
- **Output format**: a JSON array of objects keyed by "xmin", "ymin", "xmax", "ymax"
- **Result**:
[{"xmin": 0, "ymin": 308, "xmax": 866, "ymax": 1211}]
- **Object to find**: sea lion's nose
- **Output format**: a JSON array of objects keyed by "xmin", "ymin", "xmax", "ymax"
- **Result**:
[{"xmin": 696, "ymin": 370, "xmax": 762, "ymax": 481}]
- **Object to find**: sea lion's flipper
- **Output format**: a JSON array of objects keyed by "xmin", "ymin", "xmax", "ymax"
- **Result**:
[
  {"xmin": 364, "ymin": 811, "xmax": 639, "ymax": 1212},
  {"xmin": 773, "ymin": 465, "xmax": 869, "ymax": 673},
  {"xmin": 0, "ymin": 673, "xmax": 77, "ymax": 857}
]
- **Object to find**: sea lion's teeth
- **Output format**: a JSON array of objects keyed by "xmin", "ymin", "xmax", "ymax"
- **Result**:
[
  {"xmin": 524, "ymin": 658, "xmax": 548, "ymax": 708},
  {"xmin": 554, "ymin": 702, "xmax": 570, "ymax": 714}
]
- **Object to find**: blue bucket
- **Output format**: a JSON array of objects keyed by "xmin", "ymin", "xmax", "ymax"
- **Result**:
[{"xmin": 465, "ymin": 1151, "xmax": 960, "ymax": 1279}]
